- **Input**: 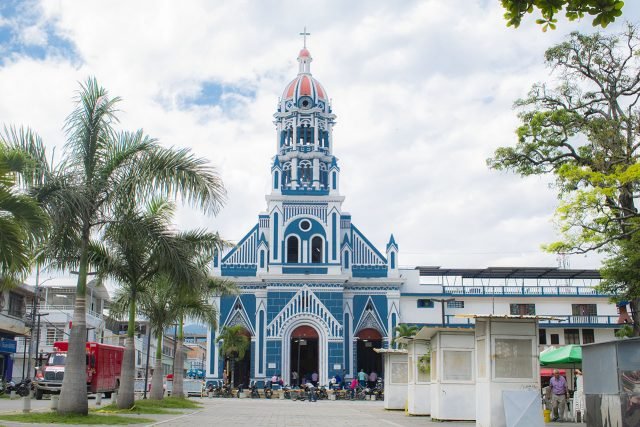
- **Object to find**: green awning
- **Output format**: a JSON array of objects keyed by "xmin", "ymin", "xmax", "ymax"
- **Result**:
[{"xmin": 539, "ymin": 345, "xmax": 582, "ymax": 366}]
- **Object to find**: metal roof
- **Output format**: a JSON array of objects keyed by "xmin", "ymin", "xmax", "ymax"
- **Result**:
[{"xmin": 416, "ymin": 266, "xmax": 601, "ymax": 280}]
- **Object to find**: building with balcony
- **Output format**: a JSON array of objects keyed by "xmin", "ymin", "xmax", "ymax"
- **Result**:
[
  {"xmin": 0, "ymin": 283, "xmax": 35, "ymax": 381},
  {"xmin": 12, "ymin": 277, "xmax": 110, "ymax": 380},
  {"xmin": 400, "ymin": 267, "xmax": 622, "ymax": 348}
]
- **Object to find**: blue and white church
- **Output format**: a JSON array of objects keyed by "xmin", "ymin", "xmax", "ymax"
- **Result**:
[{"xmin": 206, "ymin": 45, "xmax": 403, "ymax": 386}]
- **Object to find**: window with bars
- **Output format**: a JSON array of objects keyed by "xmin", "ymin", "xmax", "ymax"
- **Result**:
[
  {"xmin": 509, "ymin": 304, "xmax": 535, "ymax": 315},
  {"xmin": 45, "ymin": 327, "xmax": 65, "ymax": 345},
  {"xmin": 447, "ymin": 300, "xmax": 464, "ymax": 309},
  {"xmin": 564, "ymin": 329, "xmax": 580, "ymax": 345}
]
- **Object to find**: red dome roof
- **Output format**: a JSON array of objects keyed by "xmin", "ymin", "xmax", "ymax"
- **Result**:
[
  {"xmin": 298, "ymin": 48, "xmax": 311, "ymax": 58},
  {"xmin": 282, "ymin": 74, "xmax": 328, "ymax": 103}
]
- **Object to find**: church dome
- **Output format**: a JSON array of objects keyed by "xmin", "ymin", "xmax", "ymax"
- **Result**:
[{"xmin": 279, "ymin": 48, "xmax": 329, "ymax": 112}]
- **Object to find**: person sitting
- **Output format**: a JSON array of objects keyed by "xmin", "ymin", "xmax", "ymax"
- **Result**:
[{"xmin": 329, "ymin": 376, "xmax": 337, "ymax": 390}]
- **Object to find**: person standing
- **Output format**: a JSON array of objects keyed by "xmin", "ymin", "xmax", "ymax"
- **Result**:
[
  {"xmin": 291, "ymin": 370, "xmax": 298, "ymax": 386},
  {"xmin": 311, "ymin": 371, "xmax": 318, "ymax": 386},
  {"xmin": 550, "ymin": 369, "xmax": 569, "ymax": 421},
  {"xmin": 573, "ymin": 369, "xmax": 586, "ymax": 422},
  {"xmin": 358, "ymin": 369, "xmax": 367, "ymax": 388},
  {"xmin": 368, "ymin": 371, "xmax": 378, "ymax": 388}
]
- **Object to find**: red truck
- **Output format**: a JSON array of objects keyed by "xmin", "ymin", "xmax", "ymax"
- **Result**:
[{"xmin": 34, "ymin": 341, "xmax": 124, "ymax": 400}]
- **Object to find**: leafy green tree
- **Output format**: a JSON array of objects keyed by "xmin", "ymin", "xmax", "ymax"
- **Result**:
[
  {"xmin": 2, "ymin": 78, "xmax": 225, "ymax": 414},
  {"xmin": 216, "ymin": 325, "xmax": 250, "ymax": 387},
  {"xmin": 501, "ymin": 0, "xmax": 625, "ymax": 30},
  {"xmin": 488, "ymin": 26, "xmax": 640, "ymax": 334},
  {"xmin": 392, "ymin": 323, "xmax": 419, "ymax": 349},
  {"xmin": 90, "ymin": 199, "xmax": 225, "ymax": 408},
  {"xmin": 0, "ymin": 141, "xmax": 48, "ymax": 285},
  {"xmin": 599, "ymin": 221, "xmax": 640, "ymax": 334}
]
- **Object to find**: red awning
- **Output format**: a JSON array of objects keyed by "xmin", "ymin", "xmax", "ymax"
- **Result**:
[{"xmin": 540, "ymin": 368, "xmax": 566, "ymax": 377}]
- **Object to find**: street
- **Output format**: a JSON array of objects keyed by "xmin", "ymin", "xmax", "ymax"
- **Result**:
[{"xmin": 0, "ymin": 396, "xmax": 586, "ymax": 426}]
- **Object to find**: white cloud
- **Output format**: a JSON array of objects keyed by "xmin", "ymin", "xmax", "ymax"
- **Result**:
[{"xmin": 4, "ymin": 0, "xmax": 636, "ymax": 273}]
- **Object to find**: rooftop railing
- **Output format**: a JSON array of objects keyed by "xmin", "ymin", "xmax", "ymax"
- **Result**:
[
  {"xmin": 444, "ymin": 314, "xmax": 620, "ymax": 326},
  {"xmin": 441, "ymin": 285, "xmax": 605, "ymax": 297}
]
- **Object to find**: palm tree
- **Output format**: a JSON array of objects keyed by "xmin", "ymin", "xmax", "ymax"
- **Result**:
[
  {"xmin": 118, "ymin": 273, "xmax": 223, "ymax": 400},
  {"xmin": 0, "ymin": 143, "xmax": 48, "ymax": 286},
  {"xmin": 2, "ymin": 78, "xmax": 225, "ymax": 415},
  {"xmin": 172, "ymin": 277, "xmax": 236, "ymax": 398},
  {"xmin": 392, "ymin": 323, "xmax": 419, "ymax": 349},
  {"xmin": 90, "ymin": 199, "xmax": 226, "ymax": 408},
  {"xmin": 216, "ymin": 325, "xmax": 250, "ymax": 387}
]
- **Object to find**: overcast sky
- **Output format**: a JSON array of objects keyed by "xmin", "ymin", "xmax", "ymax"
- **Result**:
[{"xmin": 2, "ymin": 1, "xmax": 639, "ymax": 273}]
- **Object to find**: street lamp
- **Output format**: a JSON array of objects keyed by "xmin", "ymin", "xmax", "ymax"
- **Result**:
[{"xmin": 429, "ymin": 298, "xmax": 456, "ymax": 326}]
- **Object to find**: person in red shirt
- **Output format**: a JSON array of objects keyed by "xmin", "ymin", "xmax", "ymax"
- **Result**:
[{"xmin": 349, "ymin": 378, "xmax": 358, "ymax": 399}]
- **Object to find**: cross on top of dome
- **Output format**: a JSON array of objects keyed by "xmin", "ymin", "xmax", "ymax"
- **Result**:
[{"xmin": 299, "ymin": 26, "xmax": 310, "ymax": 49}]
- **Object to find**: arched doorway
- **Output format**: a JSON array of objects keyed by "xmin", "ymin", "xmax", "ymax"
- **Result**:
[
  {"xmin": 356, "ymin": 328, "xmax": 383, "ymax": 382},
  {"xmin": 225, "ymin": 328, "xmax": 251, "ymax": 388},
  {"xmin": 290, "ymin": 325, "xmax": 319, "ymax": 385}
]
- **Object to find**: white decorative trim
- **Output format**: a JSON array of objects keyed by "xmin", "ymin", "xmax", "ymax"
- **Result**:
[
  {"xmin": 354, "ymin": 309, "xmax": 385, "ymax": 335},
  {"xmin": 267, "ymin": 286, "xmax": 342, "ymax": 339}
]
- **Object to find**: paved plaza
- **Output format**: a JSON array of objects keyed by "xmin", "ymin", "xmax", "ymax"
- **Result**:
[{"xmin": 0, "ymin": 396, "xmax": 586, "ymax": 426}]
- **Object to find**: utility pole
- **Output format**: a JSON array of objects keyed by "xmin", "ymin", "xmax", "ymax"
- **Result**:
[
  {"xmin": 33, "ymin": 312, "xmax": 49, "ymax": 373},
  {"xmin": 429, "ymin": 298, "xmax": 455, "ymax": 326},
  {"xmin": 143, "ymin": 323, "xmax": 152, "ymax": 399}
]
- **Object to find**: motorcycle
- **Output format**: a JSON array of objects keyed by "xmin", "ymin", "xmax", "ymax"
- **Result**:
[
  {"xmin": 282, "ymin": 384, "xmax": 292, "ymax": 399},
  {"xmin": 249, "ymin": 381, "xmax": 260, "ymax": 398},
  {"xmin": 317, "ymin": 385, "xmax": 328, "ymax": 400},
  {"xmin": 12, "ymin": 379, "xmax": 32, "ymax": 397}
]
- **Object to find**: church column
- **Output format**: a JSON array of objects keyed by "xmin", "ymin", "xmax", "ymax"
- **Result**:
[
  {"xmin": 292, "ymin": 117, "xmax": 298, "ymax": 150},
  {"xmin": 207, "ymin": 296, "xmax": 221, "ymax": 378},
  {"xmin": 312, "ymin": 158, "xmax": 320, "ymax": 189},
  {"xmin": 291, "ymin": 158, "xmax": 299, "ymax": 189},
  {"xmin": 255, "ymin": 291, "xmax": 267, "ymax": 378},
  {"xmin": 313, "ymin": 117, "xmax": 319, "ymax": 149}
]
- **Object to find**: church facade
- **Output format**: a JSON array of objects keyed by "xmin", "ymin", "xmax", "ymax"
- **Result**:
[{"xmin": 206, "ymin": 46, "xmax": 402, "ymax": 386}]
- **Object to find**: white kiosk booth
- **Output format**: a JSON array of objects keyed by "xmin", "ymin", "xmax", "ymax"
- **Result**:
[
  {"xmin": 373, "ymin": 348, "xmax": 407, "ymax": 410},
  {"xmin": 397, "ymin": 330, "xmax": 431, "ymax": 416},
  {"xmin": 466, "ymin": 315, "xmax": 543, "ymax": 427},
  {"xmin": 427, "ymin": 327, "xmax": 476, "ymax": 421}
]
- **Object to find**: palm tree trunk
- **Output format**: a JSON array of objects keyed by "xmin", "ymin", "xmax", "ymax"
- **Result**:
[
  {"xmin": 172, "ymin": 317, "xmax": 185, "ymax": 398},
  {"xmin": 231, "ymin": 358, "xmax": 235, "ymax": 387},
  {"xmin": 150, "ymin": 333, "xmax": 164, "ymax": 400},
  {"xmin": 58, "ymin": 228, "xmax": 90, "ymax": 415},
  {"xmin": 117, "ymin": 296, "xmax": 137, "ymax": 408}
]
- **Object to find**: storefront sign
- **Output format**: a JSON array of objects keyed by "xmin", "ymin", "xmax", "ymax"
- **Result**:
[{"xmin": 0, "ymin": 338, "xmax": 17, "ymax": 353}]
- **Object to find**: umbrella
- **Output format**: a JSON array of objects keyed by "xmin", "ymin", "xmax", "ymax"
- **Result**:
[{"xmin": 540, "ymin": 345, "xmax": 582, "ymax": 366}]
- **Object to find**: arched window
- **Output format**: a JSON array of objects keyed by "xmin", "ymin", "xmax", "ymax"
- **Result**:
[
  {"xmin": 286, "ymin": 236, "xmax": 299, "ymax": 263},
  {"xmin": 343, "ymin": 251, "xmax": 350, "ymax": 269},
  {"xmin": 298, "ymin": 160, "xmax": 312, "ymax": 186},
  {"xmin": 282, "ymin": 163, "xmax": 291, "ymax": 187},
  {"xmin": 332, "ymin": 171, "xmax": 337, "ymax": 190},
  {"xmin": 311, "ymin": 236, "xmax": 323, "ymax": 263},
  {"xmin": 273, "ymin": 171, "xmax": 279, "ymax": 189}
]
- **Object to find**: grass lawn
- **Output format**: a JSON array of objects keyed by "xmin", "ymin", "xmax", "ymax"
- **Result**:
[
  {"xmin": 95, "ymin": 396, "xmax": 202, "ymax": 415},
  {"xmin": 0, "ymin": 413, "xmax": 154, "ymax": 425}
]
